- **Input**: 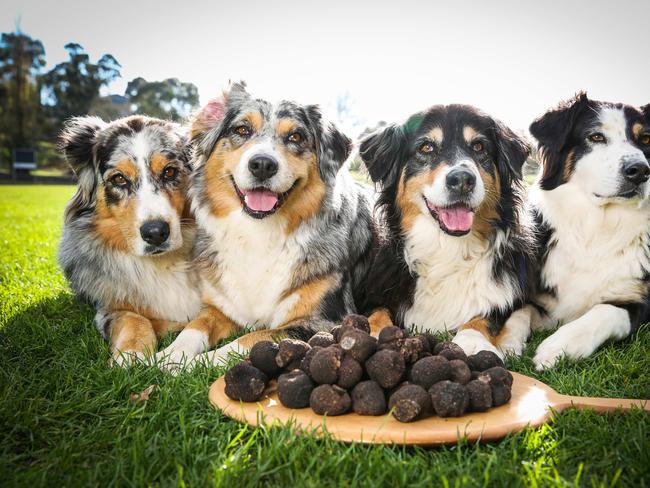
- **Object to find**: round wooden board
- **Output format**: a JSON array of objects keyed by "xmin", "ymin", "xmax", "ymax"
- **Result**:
[{"xmin": 208, "ymin": 372, "xmax": 556, "ymax": 445}]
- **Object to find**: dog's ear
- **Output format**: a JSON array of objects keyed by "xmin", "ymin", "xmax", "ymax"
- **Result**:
[
  {"xmin": 58, "ymin": 116, "xmax": 106, "ymax": 221},
  {"xmin": 190, "ymin": 96, "xmax": 227, "ymax": 140},
  {"xmin": 359, "ymin": 124, "xmax": 406, "ymax": 187},
  {"xmin": 530, "ymin": 92, "xmax": 590, "ymax": 190},
  {"xmin": 492, "ymin": 119, "xmax": 530, "ymax": 181},
  {"xmin": 641, "ymin": 104, "xmax": 650, "ymax": 123},
  {"xmin": 305, "ymin": 105, "xmax": 352, "ymax": 182}
]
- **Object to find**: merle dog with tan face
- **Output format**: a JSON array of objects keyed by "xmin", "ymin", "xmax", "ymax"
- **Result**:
[
  {"xmin": 526, "ymin": 94, "xmax": 650, "ymax": 369},
  {"xmin": 155, "ymin": 83, "xmax": 374, "ymax": 371},
  {"xmin": 358, "ymin": 105, "xmax": 535, "ymax": 358},
  {"xmin": 58, "ymin": 115, "xmax": 201, "ymax": 365}
]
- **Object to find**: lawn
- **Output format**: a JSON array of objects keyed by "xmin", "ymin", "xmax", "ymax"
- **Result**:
[{"xmin": 1, "ymin": 185, "xmax": 649, "ymax": 487}]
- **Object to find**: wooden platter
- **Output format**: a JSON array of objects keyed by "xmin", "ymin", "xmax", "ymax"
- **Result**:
[{"xmin": 208, "ymin": 372, "xmax": 649, "ymax": 445}]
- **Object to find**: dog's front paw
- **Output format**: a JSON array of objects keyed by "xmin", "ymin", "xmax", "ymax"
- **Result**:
[
  {"xmin": 533, "ymin": 327, "xmax": 590, "ymax": 370},
  {"xmin": 154, "ymin": 347, "xmax": 192, "ymax": 375},
  {"xmin": 110, "ymin": 350, "xmax": 147, "ymax": 368},
  {"xmin": 186, "ymin": 347, "xmax": 232, "ymax": 371},
  {"xmin": 452, "ymin": 329, "xmax": 504, "ymax": 359}
]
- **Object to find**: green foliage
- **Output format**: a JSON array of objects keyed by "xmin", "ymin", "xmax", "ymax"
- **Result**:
[
  {"xmin": 1, "ymin": 186, "xmax": 649, "ymax": 487},
  {"xmin": 41, "ymin": 43, "xmax": 122, "ymax": 126},
  {"xmin": 0, "ymin": 31, "xmax": 46, "ymax": 148},
  {"xmin": 125, "ymin": 77, "xmax": 199, "ymax": 121}
]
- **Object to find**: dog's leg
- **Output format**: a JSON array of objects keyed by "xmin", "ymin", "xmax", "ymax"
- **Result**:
[
  {"xmin": 533, "ymin": 303, "xmax": 633, "ymax": 370},
  {"xmin": 155, "ymin": 305, "xmax": 239, "ymax": 373},
  {"xmin": 105, "ymin": 310, "xmax": 158, "ymax": 367},
  {"xmin": 368, "ymin": 308, "xmax": 394, "ymax": 337},
  {"xmin": 495, "ymin": 306, "xmax": 532, "ymax": 356},
  {"xmin": 452, "ymin": 317, "xmax": 504, "ymax": 359},
  {"xmin": 187, "ymin": 318, "xmax": 336, "ymax": 370}
]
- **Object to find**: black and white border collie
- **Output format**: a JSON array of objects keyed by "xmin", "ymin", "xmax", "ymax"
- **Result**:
[
  {"xmin": 527, "ymin": 94, "xmax": 650, "ymax": 369},
  {"xmin": 58, "ymin": 116, "xmax": 201, "ymax": 366},
  {"xmin": 358, "ymin": 105, "xmax": 534, "ymax": 358},
  {"xmin": 155, "ymin": 83, "xmax": 374, "ymax": 371}
]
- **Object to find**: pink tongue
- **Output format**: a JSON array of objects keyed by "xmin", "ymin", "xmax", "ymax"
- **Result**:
[
  {"xmin": 243, "ymin": 189, "xmax": 279, "ymax": 212},
  {"xmin": 437, "ymin": 205, "xmax": 474, "ymax": 232}
]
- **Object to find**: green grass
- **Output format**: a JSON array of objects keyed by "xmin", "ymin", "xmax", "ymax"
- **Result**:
[{"xmin": 1, "ymin": 185, "xmax": 649, "ymax": 487}]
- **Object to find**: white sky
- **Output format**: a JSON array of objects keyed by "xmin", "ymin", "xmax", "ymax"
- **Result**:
[{"xmin": 3, "ymin": 0, "xmax": 649, "ymax": 135}]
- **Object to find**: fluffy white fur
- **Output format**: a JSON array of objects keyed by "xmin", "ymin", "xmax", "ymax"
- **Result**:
[{"xmin": 403, "ymin": 215, "xmax": 519, "ymax": 331}]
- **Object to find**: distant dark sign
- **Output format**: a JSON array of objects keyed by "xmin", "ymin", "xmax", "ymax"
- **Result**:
[
  {"xmin": 12, "ymin": 148, "xmax": 37, "ymax": 171},
  {"xmin": 14, "ymin": 149, "xmax": 36, "ymax": 164}
]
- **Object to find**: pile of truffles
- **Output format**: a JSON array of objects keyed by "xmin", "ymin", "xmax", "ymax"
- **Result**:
[{"xmin": 224, "ymin": 314, "xmax": 513, "ymax": 422}]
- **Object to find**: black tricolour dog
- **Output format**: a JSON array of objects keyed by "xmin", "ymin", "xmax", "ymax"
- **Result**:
[
  {"xmin": 526, "ymin": 94, "xmax": 650, "ymax": 369},
  {"xmin": 358, "ymin": 105, "xmax": 534, "ymax": 358}
]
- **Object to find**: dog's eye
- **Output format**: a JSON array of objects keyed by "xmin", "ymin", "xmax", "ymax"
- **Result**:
[
  {"xmin": 234, "ymin": 125, "xmax": 251, "ymax": 137},
  {"xmin": 163, "ymin": 166, "xmax": 178, "ymax": 181},
  {"xmin": 287, "ymin": 132, "xmax": 303, "ymax": 143},
  {"xmin": 640, "ymin": 134, "xmax": 650, "ymax": 146},
  {"xmin": 110, "ymin": 174, "xmax": 128, "ymax": 187},
  {"xmin": 419, "ymin": 142, "xmax": 435, "ymax": 154},
  {"xmin": 589, "ymin": 133, "xmax": 606, "ymax": 143},
  {"xmin": 472, "ymin": 142, "xmax": 484, "ymax": 152}
]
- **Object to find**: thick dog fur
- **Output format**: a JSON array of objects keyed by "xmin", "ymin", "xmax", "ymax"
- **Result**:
[
  {"xmin": 58, "ymin": 115, "xmax": 202, "ymax": 365},
  {"xmin": 526, "ymin": 93, "xmax": 650, "ymax": 369},
  {"xmin": 155, "ymin": 83, "xmax": 374, "ymax": 371},
  {"xmin": 358, "ymin": 105, "xmax": 534, "ymax": 358}
]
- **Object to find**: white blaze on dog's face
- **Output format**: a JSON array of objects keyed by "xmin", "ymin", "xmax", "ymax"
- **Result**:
[
  {"xmin": 360, "ymin": 105, "xmax": 529, "ymax": 238},
  {"xmin": 532, "ymin": 94, "xmax": 650, "ymax": 203},
  {"xmin": 193, "ymin": 84, "xmax": 351, "ymax": 229},
  {"xmin": 93, "ymin": 118, "xmax": 191, "ymax": 256}
]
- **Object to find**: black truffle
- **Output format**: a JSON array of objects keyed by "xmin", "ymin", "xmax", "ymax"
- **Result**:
[
  {"xmin": 308, "ymin": 346, "xmax": 342, "ymax": 384},
  {"xmin": 377, "ymin": 326, "xmax": 406, "ymax": 346},
  {"xmin": 448, "ymin": 359, "xmax": 472, "ymax": 385},
  {"xmin": 366, "ymin": 349, "xmax": 406, "ymax": 389},
  {"xmin": 388, "ymin": 384, "xmax": 432, "ymax": 422},
  {"xmin": 466, "ymin": 379, "xmax": 493, "ymax": 412},
  {"xmin": 337, "ymin": 355, "xmax": 363, "ymax": 389},
  {"xmin": 429, "ymin": 380, "xmax": 470, "ymax": 417},
  {"xmin": 275, "ymin": 339, "xmax": 310, "ymax": 370},
  {"xmin": 299, "ymin": 345, "xmax": 322, "ymax": 378},
  {"xmin": 309, "ymin": 384, "xmax": 351, "ymax": 415},
  {"xmin": 408, "ymin": 356, "xmax": 451, "ymax": 389},
  {"xmin": 482, "ymin": 366, "xmax": 514, "ymax": 388},
  {"xmin": 308, "ymin": 331, "xmax": 335, "ymax": 348},
  {"xmin": 342, "ymin": 314, "xmax": 371, "ymax": 334},
  {"xmin": 399, "ymin": 337, "xmax": 426, "ymax": 363},
  {"xmin": 436, "ymin": 342, "xmax": 468, "ymax": 362},
  {"xmin": 339, "ymin": 328, "xmax": 377, "ymax": 362},
  {"xmin": 466, "ymin": 350, "xmax": 505, "ymax": 371},
  {"xmin": 224, "ymin": 361, "xmax": 268, "ymax": 402},
  {"xmin": 476, "ymin": 367, "xmax": 513, "ymax": 406},
  {"xmin": 249, "ymin": 341, "xmax": 281, "ymax": 377},
  {"xmin": 351, "ymin": 381, "xmax": 387, "ymax": 416},
  {"xmin": 277, "ymin": 370, "xmax": 314, "ymax": 408}
]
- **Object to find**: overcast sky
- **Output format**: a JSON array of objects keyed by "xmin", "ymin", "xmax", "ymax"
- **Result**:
[{"xmin": 3, "ymin": 0, "xmax": 648, "ymax": 135}]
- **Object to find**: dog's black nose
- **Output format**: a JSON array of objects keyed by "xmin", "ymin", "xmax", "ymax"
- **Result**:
[
  {"xmin": 622, "ymin": 159, "xmax": 650, "ymax": 185},
  {"xmin": 140, "ymin": 220, "xmax": 170, "ymax": 246},
  {"xmin": 248, "ymin": 156, "xmax": 278, "ymax": 181},
  {"xmin": 446, "ymin": 168, "xmax": 476, "ymax": 194}
]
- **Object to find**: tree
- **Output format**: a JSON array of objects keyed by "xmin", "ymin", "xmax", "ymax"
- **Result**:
[
  {"xmin": 0, "ymin": 30, "xmax": 46, "ymax": 150},
  {"xmin": 42, "ymin": 43, "xmax": 121, "ymax": 125},
  {"xmin": 125, "ymin": 77, "xmax": 199, "ymax": 121}
]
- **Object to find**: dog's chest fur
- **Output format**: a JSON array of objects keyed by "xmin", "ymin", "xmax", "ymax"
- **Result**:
[
  {"xmin": 60, "ymin": 224, "xmax": 202, "ymax": 323},
  {"xmin": 197, "ymin": 210, "xmax": 306, "ymax": 329},
  {"xmin": 113, "ymin": 252, "xmax": 202, "ymax": 322},
  {"xmin": 534, "ymin": 184, "xmax": 650, "ymax": 322},
  {"xmin": 402, "ymin": 215, "xmax": 517, "ymax": 331}
]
